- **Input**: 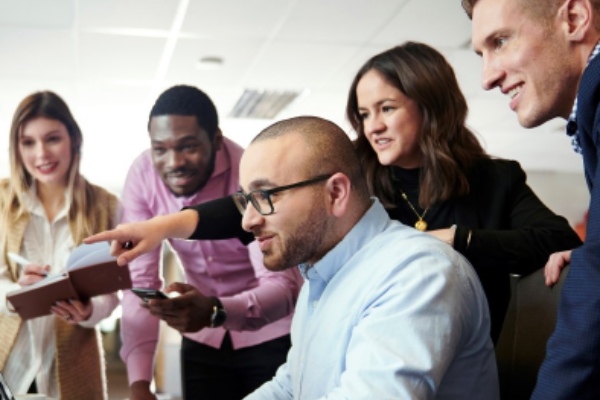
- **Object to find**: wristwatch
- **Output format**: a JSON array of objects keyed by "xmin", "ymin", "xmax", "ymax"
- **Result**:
[{"xmin": 209, "ymin": 296, "xmax": 227, "ymax": 328}]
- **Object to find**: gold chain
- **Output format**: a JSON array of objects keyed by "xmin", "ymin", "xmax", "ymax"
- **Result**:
[{"xmin": 400, "ymin": 190, "xmax": 429, "ymax": 231}]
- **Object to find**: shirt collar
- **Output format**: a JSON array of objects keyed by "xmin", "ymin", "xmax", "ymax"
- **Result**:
[
  {"xmin": 569, "ymin": 40, "xmax": 600, "ymax": 120},
  {"xmin": 22, "ymin": 182, "xmax": 70, "ymax": 222},
  {"xmin": 300, "ymin": 198, "xmax": 389, "ymax": 282}
]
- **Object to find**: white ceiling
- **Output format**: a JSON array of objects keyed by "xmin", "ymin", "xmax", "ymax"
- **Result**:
[{"xmin": 0, "ymin": 0, "xmax": 584, "ymax": 194}]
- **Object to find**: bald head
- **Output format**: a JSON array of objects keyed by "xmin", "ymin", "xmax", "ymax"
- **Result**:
[
  {"xmin": 250, "ymin": 116, "xmax": 370, "ymax": 201},
  {"xmin": 239, "ymin": 116, "xmax": 372, "ymax": 269}
]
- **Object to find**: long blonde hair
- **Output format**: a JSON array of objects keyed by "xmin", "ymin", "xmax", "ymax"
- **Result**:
[{"xmin": 1, "ymin": 91, "xmax": 107, "ymax": 251}]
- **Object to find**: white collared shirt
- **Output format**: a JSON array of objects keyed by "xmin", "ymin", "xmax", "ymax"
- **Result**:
[{"xmin": 0, "ymin": 185, "xmax": 118, "ymax": 397}]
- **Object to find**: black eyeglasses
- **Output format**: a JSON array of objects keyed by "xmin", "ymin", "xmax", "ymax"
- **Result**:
[{"xmin": 232, "ymin": 173, "xmax": 334, "ymax": 216}]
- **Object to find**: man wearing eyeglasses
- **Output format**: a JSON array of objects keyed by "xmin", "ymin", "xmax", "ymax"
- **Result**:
[
  {"xmin": 89, "ymin": 115, "xmax": 498, "ymax": 398},
  {"xmin": 237, "ymin": 116, "xmax": 498, "ymax": 399},
  {"xmin": 106, "ymin": 85, "xmax": 301, "ymax": 400}
]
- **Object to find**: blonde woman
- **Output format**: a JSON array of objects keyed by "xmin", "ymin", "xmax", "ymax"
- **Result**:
[{"xmin": 0, "ymin": 91, "xmax": 119, "ymax": 399}]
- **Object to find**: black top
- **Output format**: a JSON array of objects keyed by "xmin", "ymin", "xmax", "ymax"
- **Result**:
[
  {"xmin": 185, "ymin": 196, "xmax": 253, "ymax": 244},
  {"xmin": 388, "ymin": 159, "xmax": 581, "ymax": 342},
  {"xmin": 188, "ymin": 158, "xmax": 582, "ymax": 343}
]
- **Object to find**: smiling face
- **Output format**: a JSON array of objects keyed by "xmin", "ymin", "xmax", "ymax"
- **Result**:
[
  {"xmin": 471, "ymin": 0, "xmax": 581, "ymax": 127},
  {"xmin": 356, "ymin": 69, "xmax": 423, "ymax": 168},
  {"xmin": 150, "ymin": 114, "xmax": 221, "ymax": 197},
  {"xmin": 239, "ymin": 134, "xmax": 330, "ymax": 271},
  {"xmin": 18, "ymin": 117, "xmax": 72, "ymax": 189}
]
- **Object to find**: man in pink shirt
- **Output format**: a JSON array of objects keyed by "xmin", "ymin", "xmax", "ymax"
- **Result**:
[{"xmin": 119, "ymin": 85, "xmax": 301, "ymax": 400}]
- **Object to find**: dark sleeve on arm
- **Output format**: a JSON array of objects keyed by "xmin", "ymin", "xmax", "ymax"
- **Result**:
[
  {"xmin": 183, "ymin": 196, "xmax": 254, "ymax": 245},
  {"xmin": 460, "ymin": 160, "xmax": 582, "ymax": 276},
  {"xmin": 532, "ymin": 64, "xmax": 600, "ymax": 399}
]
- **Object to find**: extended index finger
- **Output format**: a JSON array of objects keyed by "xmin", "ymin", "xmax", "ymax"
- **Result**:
[
  {"xmin": 84, "ymin": 228, "xmax": 124, "ymax": 245},
  {"xmin": 84, "ymin": 229, "xmax": 140, "ymax": 266}
]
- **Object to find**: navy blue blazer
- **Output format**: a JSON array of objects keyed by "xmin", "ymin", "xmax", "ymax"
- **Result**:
[{"xmin": 533, "ymin": 54, "xmax": 600, "ymax": 399}]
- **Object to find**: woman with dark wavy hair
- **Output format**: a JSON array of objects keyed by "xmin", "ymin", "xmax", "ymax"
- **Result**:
[{"xmin": 346, "ymin": 42, "xmax": 581, "ymax": 343}]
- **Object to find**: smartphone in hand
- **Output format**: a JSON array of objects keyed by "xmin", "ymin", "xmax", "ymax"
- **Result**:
[{"xmin": 131, "ymin": 287, "xmax": 169, "ymax": 302}]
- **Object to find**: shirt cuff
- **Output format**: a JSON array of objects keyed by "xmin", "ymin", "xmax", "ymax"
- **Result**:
[
  {"xmin": 219, "ymin": 296, "xmax": 248, "ymax": 331},
  {"xmin": 126, "ymin": 352, "xmax": 156, "ymax": 385},
  {"xmin": 79, "ymin": 293, "xmax": 118, "ymax": 328}
]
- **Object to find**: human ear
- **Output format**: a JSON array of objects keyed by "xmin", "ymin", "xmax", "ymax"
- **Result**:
[
  {"xmin": 559, "ymin": 0, "xmax": 594, "ymax": 42},
  {"xmin": 212, "ymin": 128, "xmax": 223, "ymax": 151},
  {"xmin": 325, "ymin": 173, "xmax": 352, "ymax": 218}
]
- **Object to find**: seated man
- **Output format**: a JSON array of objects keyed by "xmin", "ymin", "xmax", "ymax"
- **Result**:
[
  {"xmin": 87, "ymin": 116, "xmax": 499, "ymax": 399},
  {"xmin": 235, "ymin": 116, "xmax": 499, "ymax": 399}
]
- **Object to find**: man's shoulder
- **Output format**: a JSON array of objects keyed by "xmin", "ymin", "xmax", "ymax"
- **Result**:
[
  {"xmin": 130, "ymin": 149, "xmax": 154, "ymax": 168},
  {"xmin": 368, "ymin": 223, "xmax": 455, "ymax": 262},
  {"xmin": 380, "ymin": 223, "xmax": 473, "ymax": 265},
  {"xmin": 350, "ymin": 223, "xmax": 481, "ymax": 301},
  {"xmin": 126, "ymin": 149, "xmax": 161, "ymax": 182},
  {"xmin": 578, "ymin": 55, "xmax": 600, "ymax": 117},
  {"xmin": 221, "ymin": 137, "xmax": 245, "ymax": 158},
  {"xmin": 120, "ymin": 150, "xmax": 165, "ymax": 205}
]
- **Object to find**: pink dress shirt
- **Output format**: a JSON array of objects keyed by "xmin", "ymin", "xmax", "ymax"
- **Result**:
[{"xmin": 119, "ymin": 138, "xmax": 302, "ymax": 384}]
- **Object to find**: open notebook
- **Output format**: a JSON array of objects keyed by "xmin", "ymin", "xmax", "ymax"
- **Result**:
[{"xmin": 6, "ymin": 241, "xmax": 132, "ymax": 320}]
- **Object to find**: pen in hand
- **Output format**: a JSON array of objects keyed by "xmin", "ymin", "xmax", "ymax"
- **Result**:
[{"xmin": 7, "ymin": 252, "xmax": 49, "ymax": 277}]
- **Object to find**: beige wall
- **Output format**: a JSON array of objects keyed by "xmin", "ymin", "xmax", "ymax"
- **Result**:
[{"xmin": 526, "ymin": 170, "xmax": 589, "ymax": 227}]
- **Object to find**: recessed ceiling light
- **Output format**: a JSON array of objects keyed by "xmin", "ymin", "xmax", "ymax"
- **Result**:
[{"xmin": 196, "ymin": 56, "xmax": 224, "ymax": 70}]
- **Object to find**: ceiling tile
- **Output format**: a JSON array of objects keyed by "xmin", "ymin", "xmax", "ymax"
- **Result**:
[
  {"xmin": 0, "ymin": 0, "xmax": 74, "ymax": 28},
  {"xmin": 165, "ymin": 37, "xmax": 264, "ymax": 88},
  {"xmin": 371, "ymin": 0, "xmax": 471, "ymax": 48},
  {"xmin": 78, "ymin": 0, "xmax": 178, "ymax": 30},
  {"xmin": 277, "ymin": 0, "xmax": 408, "ymax": 43},
  {"xmin": 0, "ymin": 0, "xmax": 586, "ymax": 189},
  {"xmin": 182, "ymin": 0, "xmax": 295, "ymax": 39},
  {"xmin": 78, "ymin": 32, "xmax": 165, "ymax": 81},
  {"xmin": 242, "ymin": 41, "xmax": 358, "ymax": 89},
  {"xmin": 0, "ymin": 27, "xmax": 75, "ymax": 79}
]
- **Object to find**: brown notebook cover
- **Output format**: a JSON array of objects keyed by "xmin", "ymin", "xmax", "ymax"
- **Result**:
[{"xmin": 6, "ymin": 242, "xmax": 132, "ymax": 320}]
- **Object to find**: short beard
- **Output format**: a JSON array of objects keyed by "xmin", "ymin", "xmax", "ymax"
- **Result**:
[
  {"xmin": 263, "ymin": 201, "xmax": 330, "ymax": 271},
  {"xmin": 170, "ymin": 145, "xmax": 217, "ymax": 197}
]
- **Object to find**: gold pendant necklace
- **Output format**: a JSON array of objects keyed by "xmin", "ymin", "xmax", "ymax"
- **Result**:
[{"xmin": 400, "ymin": 190, "xmax": 429, "ymax": 231}]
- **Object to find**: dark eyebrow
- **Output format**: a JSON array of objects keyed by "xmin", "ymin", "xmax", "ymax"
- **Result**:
[
  {"xmin": 151, "ymin": 135, "xmax": 201, "ymax": 146},
  {"xmin": 176, "ymin": 135, "xmax": 203, "ymax": 143},
  {"xmin": 358, "ymin": 98, "xmax": 397, "ymax": 110}
]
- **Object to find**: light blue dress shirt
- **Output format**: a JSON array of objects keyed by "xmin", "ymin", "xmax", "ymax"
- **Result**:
[{"xmin": 245, "ymin": 199, "xmax": 499, "ymax": 399}]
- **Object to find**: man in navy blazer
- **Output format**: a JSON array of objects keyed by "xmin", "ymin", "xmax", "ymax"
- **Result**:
[{"xmin": 462, "ymin": 0, "xmax": 600, "ymax": 398}]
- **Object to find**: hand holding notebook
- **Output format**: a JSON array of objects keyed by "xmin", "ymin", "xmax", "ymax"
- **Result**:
[{"xmin": 6, "ymin": 241, "xmax": 132, "ymax": 320}]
